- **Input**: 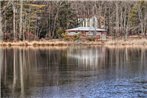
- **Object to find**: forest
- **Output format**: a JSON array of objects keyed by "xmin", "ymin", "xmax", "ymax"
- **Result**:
[{"xmin": 0, "ymin": 0, "xmax": 147, "ymax": 41}]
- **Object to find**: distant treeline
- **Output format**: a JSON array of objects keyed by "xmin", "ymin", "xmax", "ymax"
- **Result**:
[{"xmin": 0, "ymin": 1, "xmax": 146, "ymax": 41}]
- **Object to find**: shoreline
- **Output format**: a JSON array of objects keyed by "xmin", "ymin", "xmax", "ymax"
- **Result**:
[
  {"xmin": 0, "ymin": 39, "xmax": 147, "ymax": 47},
  {"xmin": 0, "ymin": 40, "xmax": 104, "ymax": 47}
]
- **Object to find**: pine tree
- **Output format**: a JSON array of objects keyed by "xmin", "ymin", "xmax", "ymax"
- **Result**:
[{"xmin": 128, "ymin": 3, "xmax": 139, "ymax": 28}]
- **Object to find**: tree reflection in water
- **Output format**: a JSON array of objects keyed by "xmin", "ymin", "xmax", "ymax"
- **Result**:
[{"xmin": 1, "ymin": 46, "xmax": 147, "ymax": 98}]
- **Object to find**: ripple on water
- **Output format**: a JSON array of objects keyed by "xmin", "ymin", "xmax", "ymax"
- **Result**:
[{"xmin": 25, "ymin": 78, "xmax": 147, "ymax": 98}]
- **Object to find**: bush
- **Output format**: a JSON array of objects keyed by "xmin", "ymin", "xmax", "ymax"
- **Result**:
[
  {"xmin": 87, "ymin": 37, "xmax": 95, "ymax": 41},
  {"xmin": 63, "ymin": 34, "xmax": 80, "ymax": 41},
  {"xmin": 74, "ymin": 35, "xmax": 80, "ymax": 41},
  {"xmin": 56, "ymin": 27, "xmax": 65, "ymax": 38}
]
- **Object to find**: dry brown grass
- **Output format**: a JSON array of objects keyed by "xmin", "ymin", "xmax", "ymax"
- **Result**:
[
  {"xmin": 0, "ymin": 41, "xmax": 72, "ymax": 47},
  {"xmin": 105, "ymin": 38, "xmax": 147, "ymax": 46},
  {"xmin": 0, "ymin": 38, "xmax": 147, "ymax": 47},
  {"xmin": 0, "ymin": 40, "xmax": 103, "ymax": 47}
]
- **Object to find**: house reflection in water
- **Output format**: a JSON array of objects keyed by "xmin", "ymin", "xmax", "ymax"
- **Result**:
[
  {"xmin": 1, "ymin": 47, "xmax": 147, "ymax": 98},
  {"xmin": 67, "ymin": 47, "xmax": 106, "ymax": 70}
]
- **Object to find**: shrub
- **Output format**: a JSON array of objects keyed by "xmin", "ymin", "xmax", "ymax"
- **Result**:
[
  {"xmin": 87, "ymin": 37, "xmax": 95, "ymax": 41},
  {"xmin": 74, "ymin": 35, "xmax": 80, "ymax": 41},
  {"xmin": 56, "ymin": 27, "xmax": 65, "ymax": 38},
  {"xmin": 63, "ymin": 33, "xmax": 80, "ymax": 41}
]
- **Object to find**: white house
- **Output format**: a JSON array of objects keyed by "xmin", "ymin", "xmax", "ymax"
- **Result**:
[
  {"xmin": 66, "ymin": 27, "xmax": 107, "ymax": 40},
  {"xmin": 65, "ymin": 15, "xmax": 107, "ymax": 40},
  {"xmin": 78, "ymin": 15, "xmax": 98, "ymax": 28}
]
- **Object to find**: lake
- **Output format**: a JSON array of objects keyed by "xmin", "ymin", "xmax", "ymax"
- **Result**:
[{"xmin": 1, "ymin": 46, "xmax": 147, "ymax": 98}]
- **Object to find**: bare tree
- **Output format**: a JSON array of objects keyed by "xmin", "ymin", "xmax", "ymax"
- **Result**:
[
  {"xmin": 115, "ymin": 2, "xmax": 119, "ymax": 38},
  {"xmin": 0, "ymin": 1, "xmax": 3, "ymax": 41},
  {"xmin": 19, "ymin": 0, "xmax": 23, "ymax": 40},
  {"xmin": 12, "ymin": 1, "xmax": 16, "ymax": 40}
]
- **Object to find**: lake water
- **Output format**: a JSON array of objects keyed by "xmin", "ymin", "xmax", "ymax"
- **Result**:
[{"xmin": 1, "ymin": 46, "xmax": 147, "ymax": 98}]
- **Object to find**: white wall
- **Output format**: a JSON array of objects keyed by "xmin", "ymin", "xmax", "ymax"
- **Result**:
[{"xmin": 78, "ymin": 16, "xmax": 98, "ymax": 28}]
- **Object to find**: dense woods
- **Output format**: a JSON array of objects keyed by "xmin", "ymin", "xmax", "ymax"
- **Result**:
[{"xmin": 0, "ymin": 1, "xmax": 147, "ymax": 41}]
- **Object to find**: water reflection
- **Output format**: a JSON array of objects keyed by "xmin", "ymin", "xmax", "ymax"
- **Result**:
[
  {"xmin": 1, "ymin": 46, "xmax": 147, "ymax": 98},
  {"xmin": 67, "ymin": 47, "xmax": 106, "ymax": 69}
]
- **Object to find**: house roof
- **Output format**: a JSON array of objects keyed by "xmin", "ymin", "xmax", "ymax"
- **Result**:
[
  {"xmin": 66, "ymin": 32, "xmax": 80, "ymax": 36},
  {"xmin": 66, "ymin": 27, "xmax": 106, "ymax": 32}
]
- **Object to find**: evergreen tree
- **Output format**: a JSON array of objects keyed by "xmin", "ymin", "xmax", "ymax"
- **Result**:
[{"xmin": 128, "ymin": 2, "xmax": 139, "ymax": 28}]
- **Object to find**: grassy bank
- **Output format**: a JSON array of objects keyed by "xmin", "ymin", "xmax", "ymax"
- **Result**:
[
  {"xmin": 0, "ymin": 40, "xmax": 103, "ymax": 47},
  {"xmin": 0, "ymin": 38, "xmax": 147, "ymax": 47},
  {"xmin": 105, "ymin": 38, "xmax": 147, "ymax": 45},
  {"xmin": 0, "ymin": 41, "xmax": 73, "ymax": 47}
]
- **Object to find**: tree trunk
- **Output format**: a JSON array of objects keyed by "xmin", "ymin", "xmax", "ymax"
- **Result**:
[
  {"xmin": 124, "ymin": 4, "xmax": 128, "ymax": 40},
  {"xmin": 12, "ymin": 3, "xmax": 16, "ymax": 41},
  {"xmin": 19, "ymin": 0, "xmax": 23, "ymax": 40},
  {"xmin": 52, "ymin": 4, "xmax": 59, "ymax": 38},
  {"xmin": 115, "ymin": 2, "xmax": 119, "ymax": 38},
  {"xmin": 0, "ymin": 2, "xmax": 3, "ymax": 41},
  {"xmin": 145, "ymin": 12, "xmax": 147, "ymax": 36},
  {"xmin": 138, "ymin": 8, "xmax": 144, "ymax": 36}
]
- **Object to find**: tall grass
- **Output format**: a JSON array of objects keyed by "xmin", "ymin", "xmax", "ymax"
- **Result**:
[
  {"xmin": 105, "ymin": 38, "xmax": 147, "ymax": 45},
  {"xmin": 0, "ymin": 38, "xmax": 147, "ymax": 47}
]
